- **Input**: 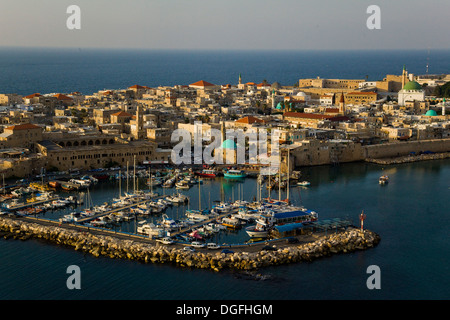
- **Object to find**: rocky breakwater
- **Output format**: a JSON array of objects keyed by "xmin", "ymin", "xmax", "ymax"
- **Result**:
[{"xmin": 0, "ymin": 217, "xmax": 380, "ymax": 271}]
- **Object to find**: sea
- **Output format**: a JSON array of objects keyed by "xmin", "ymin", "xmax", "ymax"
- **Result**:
[{"xmin": 0, "ymin": 48, "xmax": 449, "ymax": 304}]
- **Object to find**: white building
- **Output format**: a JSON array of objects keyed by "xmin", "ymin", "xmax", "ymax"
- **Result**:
[{"xmin": 398, "ymin": 81, "xmax": 425, "ymax": 106}]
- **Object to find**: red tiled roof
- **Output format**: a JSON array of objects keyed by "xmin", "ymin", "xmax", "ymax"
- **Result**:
[
  {"xmin": 235, "ymin": 116, "xmax": 265, "ymax": 124},
  {"xmin": 54, "ymin": 93, "xmax": 73, "ymax": 100},
  {"xmin": 129, "ymin": 85, "xmax": 146, "ymax": 89},
  {"xmin": 283, "ymin": 112, "xmax": 334, "ymax": 120},
  {"xmin": 5, "ymin": 123, "xmax": 41, "ymax": 131},
  {"xmin": 25, "ymin": 93, "xmax": 41, "ymax": 99},
  {"xmin": 189, "ymin": 80, "xmax": 216, "ymax": 87}
]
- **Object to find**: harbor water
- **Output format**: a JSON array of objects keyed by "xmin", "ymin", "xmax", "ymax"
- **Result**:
[{"xmin": 1, "ymin": 159, "xmax": 449, "ymax": 300}]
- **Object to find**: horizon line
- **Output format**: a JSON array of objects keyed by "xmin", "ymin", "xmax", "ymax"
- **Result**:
[{"xmin": 1, "ymin": 45, "xmax": 449, "ymax": 52}]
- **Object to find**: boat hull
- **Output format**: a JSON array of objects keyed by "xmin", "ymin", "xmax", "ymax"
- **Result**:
[
  {"xmin": 245, "ymin": 226, "xmax": 268, "ymax": 238},
  {"xmin": 195, "ymin": 172, "xmax": 216, "ymax": 178},
  {"xmin": 223, "ymin": 173, "xmax": 246, "ymax": 179}
]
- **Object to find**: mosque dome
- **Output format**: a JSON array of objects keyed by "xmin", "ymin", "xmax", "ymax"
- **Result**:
[
  {"xmin": 425, "ymin": 109, "xmax": 437, "ymax": 116},
  {"xmin": 276, "ymin": 102, "xmax": 284, "ymax": 109},
  {"xmin": 403, "ymin": 81, "xmax": 422, "ymax": 91},
  {"xmin": 222, "ymin": 139, "xmax": 236, "ymax": 149},
  {"xmin": 296, "ymin": 91, "xmax": 307, "ymax": 97}
]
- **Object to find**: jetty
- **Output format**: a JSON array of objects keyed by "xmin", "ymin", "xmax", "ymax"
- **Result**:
[{"xmin": 0, "ymin": 214, "xmax": 380, "ymax": 272}]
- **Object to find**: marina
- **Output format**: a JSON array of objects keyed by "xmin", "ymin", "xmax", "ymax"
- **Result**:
[{"xmin": 0, "ymin": 165, "xmax": 356, "ymax": 249}]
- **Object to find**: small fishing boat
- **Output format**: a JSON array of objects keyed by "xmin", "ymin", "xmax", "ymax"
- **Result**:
[
  {"xmin": 195, "ymin": 169, "xmax": 217, "ymax": 178},
  {"xmin": 379, "ymin": 175, "xmax": 389, "ymax": 185},
  {"xmin": 223, "ymin": 169, "xmax": 246, "ymax": 179}
]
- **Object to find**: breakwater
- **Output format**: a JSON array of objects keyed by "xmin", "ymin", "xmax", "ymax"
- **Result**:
[
  {"xmin": 0, "ymin": 216, "xmax": 380, "ymax": 271},
  {"xmin": 365, "ymin": 151, "xmax": 450, "ymax": 165}
]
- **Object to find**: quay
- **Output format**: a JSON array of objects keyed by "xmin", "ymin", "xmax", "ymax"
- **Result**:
[{"xmin": 7, "ymin": 197, "xmax": 60, "ymax": 211}]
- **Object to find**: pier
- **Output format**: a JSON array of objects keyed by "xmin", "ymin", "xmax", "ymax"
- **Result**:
[{"xmin": 0, "ymin": 214, "xmax": 381, "ymax": 271}]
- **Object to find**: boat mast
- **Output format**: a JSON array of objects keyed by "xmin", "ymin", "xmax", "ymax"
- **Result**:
[
  {"xmin": 119, "ymin": 170, "xmax": 121, "ymax": 198},
  {"xmin": 126, "ymin": 161, "xmax": 129, "ymax": 194},
  {"xmin": 287, "ymin": 148, "xmax": 290, "ymax": 203},
  {"xmin": 278, "ymin": 152, "xmax": 281, "ymax": 202},
  {"xmin": 199, "ymin": 177, "xmax": 201, "ymax": 211},
  {"xmin": 133, "ymin": 155, "xmax": 136, "ymax": 194}
]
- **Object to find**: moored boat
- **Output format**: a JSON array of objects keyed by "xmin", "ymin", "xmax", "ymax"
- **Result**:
[
  {"xmin": 223, "ymin": 169, "xmax": 246, "ymax": 179},
  {"xmin": 195, "ymin": 169, "xmax": 217, "ymax": 178}
]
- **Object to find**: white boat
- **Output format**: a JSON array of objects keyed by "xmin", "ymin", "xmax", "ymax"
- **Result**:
[
  {"xmin": 137, "ymin": 221, "xmax": 165, "ymax": 238},
  {"xmin": 185, "ymin": 209, "xmax": 211, "ymax": 222},
  {"xmin": 221, "ymin": 216, "xmax": 242, "ymax": 229},
  {"xmin": 160, "ymin": 214, "xmax": 180, "ymax": 230},
  {"xmin": 166, "ymin": 193, "xmax": 189, "ymax": 203},
  {"xmin": 297, "ymin": 181, "xmax": 310, "ymax": 186},
  {"xmin": 175, "ymin": 181, "xmax": 190, "ymax": 190}
]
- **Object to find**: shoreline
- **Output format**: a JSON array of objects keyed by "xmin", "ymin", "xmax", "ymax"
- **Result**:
[{"xmin": 0, "ymin": 215, "xmax": 380, "ymax": 272}]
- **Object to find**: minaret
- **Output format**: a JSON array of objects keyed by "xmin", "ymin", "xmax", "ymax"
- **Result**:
[
  {"xmin": 272, "ymin": 89, "xmax": 275, "ymax": 109},
  {"xmin": 443, "ymin": 98, "xmax": 446, "ymax": 116},
  {"xmin": 402, "ymin": 65, "xmax": 407, "ymax": 89},
  {"xmin": 238, "ymin": 73, "xmax": 242, "ymax": 85}
]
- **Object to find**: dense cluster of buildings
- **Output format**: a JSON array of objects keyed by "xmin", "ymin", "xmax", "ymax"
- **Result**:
[{"xmin": 1, "ymin": 67, "xmax": 449, "ymax": 178}]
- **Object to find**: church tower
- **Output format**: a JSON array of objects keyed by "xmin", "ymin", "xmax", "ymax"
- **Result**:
[
  {"xmin": 133, "ymin": 104, "xmax": 145, "ymax": 140},
  {"xmin": 339, "ymin": 92, "xmax": 345, "ymax": 114}
]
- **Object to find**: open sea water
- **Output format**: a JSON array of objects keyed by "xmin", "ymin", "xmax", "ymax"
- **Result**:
[
  {"xmin": 0, "ymin": 48, "xmax": 449, "ymax": 302},
  {"xmin": 0, "ymin": 47, "xmax": 449, "ymax": 95}
]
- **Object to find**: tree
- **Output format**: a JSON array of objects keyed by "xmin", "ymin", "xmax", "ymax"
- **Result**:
[{"xmin": 433, "ymin": 81, "xmax": 450, "ymax": 98}]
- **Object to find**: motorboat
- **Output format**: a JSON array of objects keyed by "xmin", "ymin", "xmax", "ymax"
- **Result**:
[
  {"xmin": 137, "ymin": 221, "xmax": 165, "ymax": 238},
  {"xmin": 195, "ymin": 169, "xmax": 217, "ymax": 178},
  {"xmin": 297, "ymin": 181, "xmax": 310, "ymax": 186},
  {"xmin": 379, "ymin": 175, "xmax": 389, "ymax": 185},
  {"xmin": 223, "ymin": 169, "xmax": 246, "ymax": 179}
]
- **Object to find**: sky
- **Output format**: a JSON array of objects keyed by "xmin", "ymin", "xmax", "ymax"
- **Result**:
[{"xmin": 0, "ymin": 0, "xmax": 449, "ymax": 51}]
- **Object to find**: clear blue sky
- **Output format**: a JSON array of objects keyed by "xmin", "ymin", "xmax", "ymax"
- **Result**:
[{"xmin": 0, "ymin": 0, "xmax": 448, "ymax": 50}]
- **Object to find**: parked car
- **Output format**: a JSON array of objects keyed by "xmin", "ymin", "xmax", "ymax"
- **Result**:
[
  {"xmin": 221, "ymin": 249, "xmax": 234, "ymax": 254},
  {"xmin": 207, "ymin": 243, "xmax": 221, "ymax": 250},
  {"xmin": 160, "ymin": 237, "xmax": 174, "ymax": 245},
  {"xmin": 183, "ymin": 246, "xmax": 195, "ymax": 252},
  {"xmin": 191, "ymin": 241, "xmax": 206, "ymax": 248}
]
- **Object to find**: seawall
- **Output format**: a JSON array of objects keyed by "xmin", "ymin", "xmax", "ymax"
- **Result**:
[{"xmin": 0, "ymin": 216, "xmax": 380, "ymax": 271}]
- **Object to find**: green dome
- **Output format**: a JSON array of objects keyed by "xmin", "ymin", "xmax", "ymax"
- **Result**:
[
  {"xmin": 222, "ymin": 139, "xmax": 236, "ymax": 149},
  {"xmin": 276, "ymin": 102, "xmax": 283, "ymax": 110},
  {"xmin": 403, "ymin": 81, "xmax": 422, "ymax": 91},
  {"xmin": 425, "ymin": 109, "xmax": 437, "ymax": 116}
]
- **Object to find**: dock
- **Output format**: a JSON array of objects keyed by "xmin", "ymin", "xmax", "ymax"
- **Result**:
[
  {"xmin": 7, "ymin": 197, "xmax": 60, "ymax": 211},
  {"xmin": 74, "ymin": 196, "xmax": 164, "ymax": 223}
]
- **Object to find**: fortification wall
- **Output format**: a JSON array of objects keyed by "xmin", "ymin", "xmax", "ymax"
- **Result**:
[{"xmin": 364, "ymin": 139, "xmax": 450, "ymax": 159}]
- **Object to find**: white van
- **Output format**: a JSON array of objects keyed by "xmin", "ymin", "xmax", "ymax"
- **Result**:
[{"xmin": 207, "ymin": 243, "xmax": 221, "ymax": 250}]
